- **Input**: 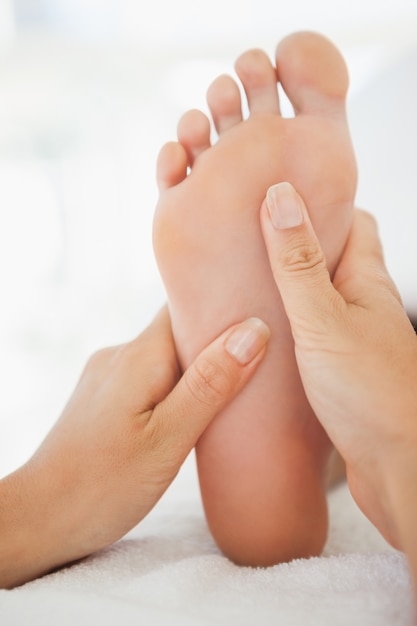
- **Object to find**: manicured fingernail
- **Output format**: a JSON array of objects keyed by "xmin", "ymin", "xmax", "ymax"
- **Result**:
[
  {"xmin": 225, "ymin": 318, "xmax": 270, "ymax": 365},
  {"xmin": 266, "ymin": 182, "xmax": 303, "ymax": 229}
]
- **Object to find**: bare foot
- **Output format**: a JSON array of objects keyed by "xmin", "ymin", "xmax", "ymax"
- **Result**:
[{"xmin": 153, "ymin": 32, "xmax": 357, "ymax": 566}]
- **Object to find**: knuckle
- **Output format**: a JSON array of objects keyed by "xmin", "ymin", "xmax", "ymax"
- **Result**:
[
  {"xmin": 116, "ymin": 339, "xmax": 140, "ymax": 362},
  {"xmin": 280, "ymin": 236, "xmax": 326, "ymax": 275},
  {"xmin": 85, "ymin": 346, "xmax": 114, "ymax": 371},
  {"xmin": 185, "ymin": 356, "xmax": 232, "ymax": 407}
]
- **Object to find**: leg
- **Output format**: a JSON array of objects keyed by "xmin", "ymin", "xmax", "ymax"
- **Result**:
[{"xmin": 153, "ymin": 32, "xmax": 357, "ymax": 565}]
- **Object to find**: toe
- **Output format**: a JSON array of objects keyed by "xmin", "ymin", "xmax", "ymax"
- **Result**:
[
  {"xmin": 276, "ymin": 31, "xmax": 349, "ymax": 116},
  {"xmin": 206, "ymin": 74, "xmax": 243, "ymax": 134},
  {"xmin": 177, "ymin": 109, "xmax": 211, "ymax": 166},
  {"xmin": 234, "ymin": 48, "xmax": 280, "ymax": 115},
  {"xmin": 156, "ymin": 141, "xmax": 188, "ymax": 192}
]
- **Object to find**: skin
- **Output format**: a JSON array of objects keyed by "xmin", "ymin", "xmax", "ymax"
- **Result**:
[
  {"xmin": 0, "ymin": 308, "xmax": 269, "ymax": 589},
  {"xmin": 260, "ymin": 181, "xmax": 417, "ymax": 606},
  {"xmin": 153, "ymin": 31, "xmax": 357, "ymax": 566}
]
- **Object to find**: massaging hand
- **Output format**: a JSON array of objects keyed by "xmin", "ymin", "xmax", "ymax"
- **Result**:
[
  {"xmin": 0, "ymin": 307, "xmax": 269, "ymax": 588},
  {"xmin": 260, "ymin": 182, "xmax": 417, "ymax": 582}
]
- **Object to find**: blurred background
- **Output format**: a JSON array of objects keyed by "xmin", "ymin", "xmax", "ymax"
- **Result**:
[{"xmin": 1, "ymin": 0, "xmax": 416, "ymax": 476}]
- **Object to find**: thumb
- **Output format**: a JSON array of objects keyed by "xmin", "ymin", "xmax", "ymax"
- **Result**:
[
  {"xmin": 260, "ymin": 182, "xmax": 345, "ymax": 343},
  {"xmin": 152, "ymin": 317, "xmax": 270, "ymax": 454}
]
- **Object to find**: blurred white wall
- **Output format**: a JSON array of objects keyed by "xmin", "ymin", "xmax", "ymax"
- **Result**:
[
  {"xmin": 0, "ymin": 0, "xmax": 15, "ymax": 42},
  {"xmin": 1, "ymin": 0, "xmax": 416, "ymax": 475}
]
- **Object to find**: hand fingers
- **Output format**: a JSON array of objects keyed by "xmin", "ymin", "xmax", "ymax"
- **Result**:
[
  {"xmin": 260, "ymin": 181, "xmax": 345, "ymax": 343},
  {"xmin": 151, "ymin": 317, "xmax": 270, "ymax": 457},
  {"xmin": 333, "ymin": 209, "xmax": 402, "ymax": 306},
  {"xmin": 136, "ymin": 305, "xmax": 175, "ymax": 347},
  {"xmin": 125, "ymin": 305, "xmax": 181, "ymax": 406}
]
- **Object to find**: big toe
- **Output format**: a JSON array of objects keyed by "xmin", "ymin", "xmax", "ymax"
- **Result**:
[{"xmin": 276, "ymin": 31, "xmax": 349, "ymax": 116}]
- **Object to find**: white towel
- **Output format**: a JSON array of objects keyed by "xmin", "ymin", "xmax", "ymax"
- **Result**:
[{"xmin": 0, "ymin": 454, "xmax": 414, "ymax": 626}]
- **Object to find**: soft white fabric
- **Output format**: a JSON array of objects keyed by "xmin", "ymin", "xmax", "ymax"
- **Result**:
[{"xmin": 1, "ymin": 454, "xmax": 414, "ymax": 625}]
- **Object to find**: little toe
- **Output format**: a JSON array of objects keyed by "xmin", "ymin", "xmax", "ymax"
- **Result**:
[
  {"xmin": 276, "ymin": 31, "xmax": 349, "ymax": 116},
  {"xmin": 234, "ymin": 48, "xmax": 280, "ymax": 115},
  {"xmin": 156, "ymin": 141, "xmax": 188, "ymax": 192},
  {"xmin": 206, "ymin": 74, "xmax": 243, "ymax": 134},
  {"xmin": 177, "ymin": 109, "xmax": 211, "ymax": 166}
]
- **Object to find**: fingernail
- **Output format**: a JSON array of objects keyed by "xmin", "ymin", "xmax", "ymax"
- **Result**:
[
  {"xmin": 266, "ymin": 182, "xmax": 303, "ymax": 229},
  {"xmin": 225, "ymin": 318, "xmax": 270, "ymax": 365}
]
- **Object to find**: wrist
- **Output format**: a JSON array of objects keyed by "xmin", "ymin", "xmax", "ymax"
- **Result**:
[
  {"xmin": 382, "ymin": 441, "xmax": 417, "ymax": 607},
  {"xmin": 0, "ymin": 464, "xmax": 51, "ymax": 587},
  {"xmin": 367, "ymin": 385, "xmax": 417, "ymax": 547},
  {"xmin": 384, "ymin": 439, "xmax": 417, "ymax": 545},
  {"xmin": 0, "ymin": 459, "xmax": 85, "ymax": 588}
]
